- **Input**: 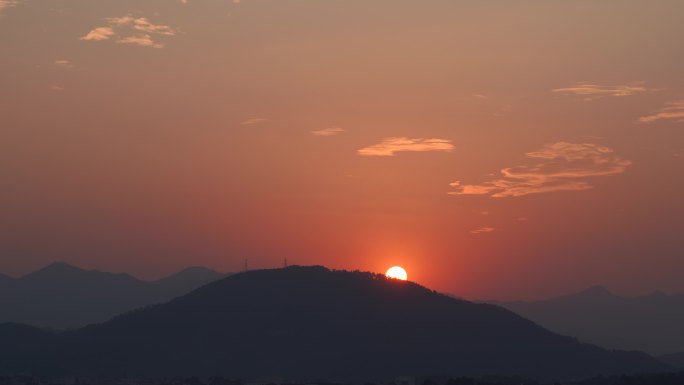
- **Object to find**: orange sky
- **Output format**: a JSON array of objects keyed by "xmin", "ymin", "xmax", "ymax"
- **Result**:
[{"xmin": 1, "ymin": 0, "xmax": 683, "ymax": 300}]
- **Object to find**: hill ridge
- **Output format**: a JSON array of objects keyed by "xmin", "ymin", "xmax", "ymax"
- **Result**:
[{"xmin": 0, "ymin": 266, "xmax": 667, "ymax": 381}]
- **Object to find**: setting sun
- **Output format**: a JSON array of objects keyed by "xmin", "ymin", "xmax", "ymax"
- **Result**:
[{"xmin": 385, "ymin": 266, "xmax": 408, "ymax": 281}]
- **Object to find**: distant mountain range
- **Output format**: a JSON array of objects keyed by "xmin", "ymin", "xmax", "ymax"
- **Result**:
[
  {"xmin": 488, "ymin": 285, "xmax": 684, "ymax": 356},
  {"xmin": 0, "ymin": 267, "xmax": 668, "ymax": 381},
  {"xmin": 0, "ymin": 262, "xmax": 227, "ymax": 329}
]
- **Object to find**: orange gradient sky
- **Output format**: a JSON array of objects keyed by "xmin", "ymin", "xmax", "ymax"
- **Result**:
[{"xmin": 1, "ymin": 0, "xmax": 683, "ymax": 300}]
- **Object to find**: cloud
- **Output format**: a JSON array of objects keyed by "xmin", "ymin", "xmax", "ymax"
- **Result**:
[
  {"xmin": 358, "ymin": 137, "xmax": 454, "ymax": 157},
  {"xmin": 80, "ymin": 15, "xmax": 178, "ymax": 48},
  {"xmin": 311, "ymin": 127, "xmax": 345, "ymax": 136},
  {"xmin": 131, "ymin": 18, "xmax": 177, "ymax": 36},
  {"xmin": 50, "ymin": 86, "xmax": 64, "ymax": 92},
  {"xmin": 118, "ymin": 34, "xmax": 163, "ymax": 48},
  {"xmin": 53, "ymin": 59, "xmax": 73, "ymax": 68},
  {"xmin": 638, "ymin": 100, "xmax": 684, "ymax": 124},
  {"xmin": 241, "ymin": 117, "xmax": 269, "ymax": 125},
  {"xmin": 553, "ymin": 83, "xmax": 649, "ymax": 98},
  {"xmin": 471, "ymin": 226, "xmax": 495, "ymax": 234},
  {"xmin": 0, "ymin": 0, "xmax": 18, "ymax": 13},
  {"xmin": 80, "ymin": 27, "xmax": 115, "ymax": 41},
  {"xmin": 449, "ymin": 142, "xmax": 631, "ymax": 198}
]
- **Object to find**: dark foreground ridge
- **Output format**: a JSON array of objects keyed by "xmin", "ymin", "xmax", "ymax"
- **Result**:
[{"xmin": 0, "ymin": 266, "xmax": 669, "ymax": 381}]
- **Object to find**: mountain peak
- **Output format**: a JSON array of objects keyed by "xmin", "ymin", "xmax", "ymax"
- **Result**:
[
  {"xmin": 646, "ymin": 289, "xmax": 668, "ymax": 298},
  {"xmin": 22, "ymin": 261, "xmax": 85, "ymax": 279},
  {"xmin": 20, "ymin": 261, "xmax": 142, "ymax": 285},
  {"xmin": 577, "ymin": 285, "xmax": 613, "ymax": 297},
  {"xmin": 45, "ymin": 261, "xmax": 81, "ymax": 270}
]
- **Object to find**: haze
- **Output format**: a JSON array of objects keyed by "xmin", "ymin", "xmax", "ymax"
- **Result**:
[{"xmin": 1, "ymin": 0, "xmax": 683, "ymax": 300}]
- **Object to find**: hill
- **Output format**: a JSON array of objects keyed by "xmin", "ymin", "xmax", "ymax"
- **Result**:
[
  {"xmin": 489, "ymin": 285, "xmax": 684, "ymax": 355},
  {"xmin": 659, "ymin": 352, "xmax": 684, "ymax": 369},
  {"xmin": 0, "ymin": 267, "xmax": 668, "ymax": 381},
  {"xmin": 0, "ymin": 262, "xmax": 227, "ymax": 329}
]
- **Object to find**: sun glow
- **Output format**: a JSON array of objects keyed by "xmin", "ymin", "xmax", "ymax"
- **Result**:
[{"xmin": 385, "ymin": 266, "xmax": 408, "ymax": 281}]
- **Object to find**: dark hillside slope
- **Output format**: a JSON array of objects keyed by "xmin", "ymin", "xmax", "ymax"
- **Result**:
[{"xmin": 0, "ymin": 267, "xmax": 669, "ymax": 381}]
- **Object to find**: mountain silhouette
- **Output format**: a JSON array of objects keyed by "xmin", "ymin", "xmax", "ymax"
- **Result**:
[
  {"xmin": 0, "ymin": 262, "xmax": 227, "ymax": 329},
  {"xmin": 659, "ymin": 352, "xmax": 684, "ymax": 369},
  {"xmin": 0, "ymin": 266, "xmax": 668, "ymax": 381},
  {"xmin": 488, "ymin": 285, "xmax": 684, "ymax": 355},
  {"xmin": 154, "ymin": 266, "xmax": 226, "ymax": 297}
]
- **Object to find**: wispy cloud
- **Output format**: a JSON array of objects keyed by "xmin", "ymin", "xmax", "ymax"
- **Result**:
[
  {"xmin": 80, "ymin": 27, "xmax": 114, "ymax": 41},
  {"xmin": 638, "ymin": 100, "xmax": 684, "ymax": 124},
  {"xmin": 0, "ymin": 0, "xmax": 18, "ymax": 13},
  {"xmin": 53, "ymin": 59, "xmax": 73, "ymax": 68},
  {"xmin": 471, "ymin": 226, "xmax": 495, "ymax": 234},
  {"xmin": 449, "ymin": 142, "xmax": 631, "ymax": 198},
  {"xmin": 118, "ymin": 34, "xmax": 163, "ymax": 49},
  {"xmin": 553, "ymin": 83, "xmax": 649, "ymax": 99},
  {"xmin": 311, "ymin": 127, "xmax": 345, "ymax": 136},
  {"xmin": 80, "ymin": 15, "xmax": 178, "ymax": 48},
  {"xmin": 241, "ymin": 117, "xmax": 269, "ymax": 125},
  {"xmin": 358, "ymin": 137, "xmax": 454, "ymax": 157}
]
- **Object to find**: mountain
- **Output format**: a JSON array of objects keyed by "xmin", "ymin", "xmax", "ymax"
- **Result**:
[
  {"xmin": 659, "ymin": 352, "xmax": 684, "ymax": 369},
  {"xmin": 488, "ymin": 285, "xmax": 684, "ymax": 355},
  {"xmin": 0, "ymin": 267, "xmax": 668, "ymax": 381},
  {"xmin": 0, "ymin": 273, "xmax": 13, "ymax": 290},
  {"xmin": 0, "ymin": 262, "xmax": 227, "ymax": 329},
  {"xmin": 153, "ymin": 266, "xmax": 226, "ymax": 298}
]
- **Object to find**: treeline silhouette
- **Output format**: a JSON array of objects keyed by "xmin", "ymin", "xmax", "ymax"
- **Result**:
[
  {"xmin": 3, "ymin": 374, "xmax": 684, "ymax": 385},
  {"xmin": 0, "ymin": 376, "xmax": 543, "ymax": 385},
  {"xmin": 572, "ymin": 371, "xmax": 684, "ymax": 385}
]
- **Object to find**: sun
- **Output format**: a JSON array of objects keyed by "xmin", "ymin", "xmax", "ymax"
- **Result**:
[{"xmin": 385, "ymin": 266, "xmax": 408, "ymax": 281}]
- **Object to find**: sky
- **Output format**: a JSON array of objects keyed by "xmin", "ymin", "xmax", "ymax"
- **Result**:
[{"xmin": 1, "ymin": 0, "xmax": 683, "ymax": 300}]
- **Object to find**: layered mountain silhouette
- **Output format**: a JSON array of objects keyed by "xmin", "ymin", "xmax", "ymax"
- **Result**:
[
  {"xmin": 0, "ymin": 267, "xmax": 668, "ymax": 381},
  {"xmin": 489, "ymin": 285, "xmax": 684, "ymax": 356},
  {"xmin": 0, "ymin": 262, "xmax": 227, "ymax": 329}
]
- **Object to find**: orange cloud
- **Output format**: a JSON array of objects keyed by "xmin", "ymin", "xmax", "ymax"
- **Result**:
[
  {"xmin": 80, "ymin": 27, "xmax": 115, "ymax": 42},
  {"xmin": 358, "ymin": 137, "xmax": 454, "ymax": 157},
  {"xmin": 53, "ymin": 59, "xmax": 73, "ymax": 68},
  {"xmin": 471, "ymin": 226, "xmax": 495, "ymax": 234},
  {"xmin": 450, "ymin": 142, "xmax": 631, "ymax": 198},
  {"xmin": 118, "ymin": 34, "xmax": 163, "ymax": 49},
  {"xmin": 0, "ymin": 0, "xmax": 18, "ymax": 13},
  {"xmin": 241, "ymin": 117, "xmax": 269, "ymax": 125},
  {"xmin": 81, "ymin": 15, "xmax": 177, "ymax": 48},
  {"xmin": 553, "ymin": 83, "xmax": 648, "ymax": 98},
  {"xmin": 311, "ymin": 127, "xmax": 345, "ymax": 136},
  {"xmin": 638, "ymin": 100, "xmax": 684, "ymax": 124}
]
